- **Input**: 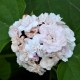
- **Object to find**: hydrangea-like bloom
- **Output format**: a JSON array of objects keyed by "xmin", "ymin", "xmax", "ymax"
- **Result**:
[{"xmin": 8, "ymin": 13, "xmax": 76, "ymax": 75}]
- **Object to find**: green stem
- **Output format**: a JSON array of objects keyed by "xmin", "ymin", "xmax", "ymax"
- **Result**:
[
  {"xmin": 52, "ymin": 67, "xmax": 57, "ymax": 73},
  {"xmin": 49, "ymin": 69, "xmax": 52, "ymax": 80},
  {"xmin": 49, "ymin": 67, "xmax": 57, "ymax": 80}
]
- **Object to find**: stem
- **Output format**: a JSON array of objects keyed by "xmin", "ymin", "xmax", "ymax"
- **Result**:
[
  {"xmin": 49, "ymin": 69, "xmax": 52, "ymax": 80},
  {"xmin": 49, "ymin": 67, "xmax": 57, "ymax": 80},
  {"xmin": 52, "ymin": 67, "xmax": 57, "ymax": 73}
]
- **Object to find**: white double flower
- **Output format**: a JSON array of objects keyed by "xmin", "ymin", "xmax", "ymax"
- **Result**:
[{"xmin": 8, "ymin": 13, "xmax": 76, "ymax": 75}]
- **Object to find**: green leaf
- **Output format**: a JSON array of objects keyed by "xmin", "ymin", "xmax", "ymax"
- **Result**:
[
  {"xmin": 1, "ymin": 42, "xmax": 14, "ymax": 55},
  {"xmin": 0, "ymin": 58, "xmax": 11, "ymax": 80},
  {"xmin": 0, "ymin": 42, "xmax": 19, "ymax": 80},
  {"xmin": 49, "ymin": 67, "xmax": 57, "ymax": 80},
  {"xmin": 0, "ymin": 0, "xmax": 26, "ymax": 52},
  {"xmin": 0, "ymin": 22, "xmax": 9, "ymax": 52},
  {"xmin": 6, "ymin": 57, "xmax": 19, "ymax": 79},
  {"xmin": 25, "ymin": 0, "xmax": 80, "ymax": 44},
  {"xmin": 57, "ymin": 43, "xmax": 80, "ymax": 80}
]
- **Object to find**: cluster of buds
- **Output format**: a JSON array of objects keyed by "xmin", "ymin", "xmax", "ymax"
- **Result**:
[{"xmin": 8, "ymin": 13, "xmax": 76, "ymax": 75}]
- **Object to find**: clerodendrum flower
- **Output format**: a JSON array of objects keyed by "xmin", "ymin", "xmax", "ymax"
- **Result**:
[{"xmin": 8, "ymin": 13, "xmax": 76, "ymax": 75}]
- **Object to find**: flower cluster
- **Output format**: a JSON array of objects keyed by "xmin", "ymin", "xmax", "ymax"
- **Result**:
[{"xmin": 8, "ymin": 13, "xmax": 76, "ymax": 75}]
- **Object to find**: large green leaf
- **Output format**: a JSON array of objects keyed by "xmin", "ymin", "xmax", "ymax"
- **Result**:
[
  {"xmin": 25, "ymin": 0, "xmax": 80, "ymax": 44},
  {"xmin": 0, "ymin": 58, "xmax": 11, "ymax": 80},
  {"xmin": 57, "ymin": 43, "xmax": 80, "ymax": 80},
  {"xmin": 0, "ymin": 0, "xmax": 26, "ymax": 52}
]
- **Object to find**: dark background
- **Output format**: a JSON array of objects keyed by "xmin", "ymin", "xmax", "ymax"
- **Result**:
[{"xmin": 9, "ymin": 67, "xmax": 50, "ymax": 80}]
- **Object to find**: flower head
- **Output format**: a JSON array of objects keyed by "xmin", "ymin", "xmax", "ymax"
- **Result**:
[{"xmin": 8, "ymin": 13, "xmax": 76, "ymax": 75}]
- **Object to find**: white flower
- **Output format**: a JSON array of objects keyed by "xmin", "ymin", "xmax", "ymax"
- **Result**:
[
  {"xmin": 8, "ymin": 13, "xmax": 76, "ymax": 75},
  {"xmin": 39, "ymin": 24, "xmax": 67, "ymax": 53},
  {"xmin": 40, "ymin": 57, "xmax": 59, "ymax": 70}
]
